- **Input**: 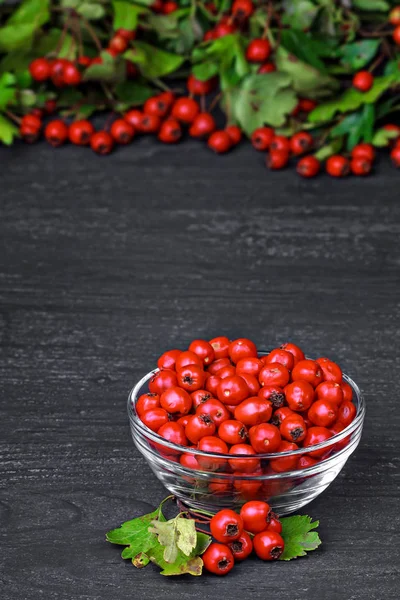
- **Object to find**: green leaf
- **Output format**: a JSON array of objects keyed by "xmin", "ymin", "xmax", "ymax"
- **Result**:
[
  {"xmin": 18, "ymin": 89, "xmax": 37, "ymax": 107},
  {"xmin": 384, "ymin": 58, "xmax": 400, "ymax": 76},
  {"xmin": 339, "ymin": 40, "xmax": 380, "ymax": 71},
  {"xmin": 14, "ymin": 69, "xmax": 32, "ymax": 88},
  {"xmin": 175, "ymin": 518, "xmax": 197, "ymax": 556},
  {"xmin": 314, "ymin": 137, "xmax": 344, "ymax": 161},
  {"xmin": 280, "ymin": 515, "xmax": 321, "ymax": 560},
  {"xmin": 8, "ymin": 0, "xmax": 49, "ymax": 27},
  {"xmin": 0, "ymin": 72, "xmax": 16, "ymax": 110},
  {"xmin": 0, "ymin": 24, "xmax": 36, "ymax": 52},
  {"xmin": 33, "ymin": 29, "xmax": 76, "ymax": 59},
  {"xmin": 372, "ymin": 127, "xmax": 400, "ymax": 147},
  {"xmin": 281, "ymin": 0, "xmax": 319, "ymax": 30},
  {"xmin": 228, "ymin": 73, "xmax": 297, "ymax": 135},
  {"xmin": 192, "ymin": 61, "xmax": 219, "ymax": 81},
  {"xmin": 128, "ymin": 41, "xmax": 184, "ymax": 78},
  {"xmin": 275, "ymin": 46, "xmax": 339, "ymax": 99},
  {"xmin": 114, "ymin": 80, "xmax": 154, "ymax": 104},
  {"xmin": 149, "ymin": 516, "xmax": 197, "ymax": 563},
  {"xmin": 0, "ymin": 114, "xmax": 19, "ymax": 146},
  {"xmin": 330, "ymin": 104, "xmax": 375, "ymax": 149},
  {"xmin": 78, "ymin": 2, "xmax": 106, "ymax": 20},
  {"xmin": 280, "ymin": 29, "xmax": 328, "ymax": 72},
  {"xmin": 83, "ymin": 52, "xmax": 121, "ymax": 82},
  {"xmin": 147, "ymin": 532, "xmax": 211, "ymax": 577},
  {"xmin": 352, "ymin": 0, "xmax": 389, "ymax": 10},
  {"xmin": 309, "ymin": 75, "xmax": 396, "ymax": 122},
  {"xmin": 112, "ymin": 1, "xmax": 147, "ymax": 31},
  {"xmin": 192, "ymin": 34, "xmax": 248, "ymax": 90},
  {"xmin": 106, "ymin": 504, "xmax": 166, "ymax": 561}
]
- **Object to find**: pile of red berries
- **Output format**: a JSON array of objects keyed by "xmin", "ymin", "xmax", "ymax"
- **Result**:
[
  {"xmin": 202, "ymin": 501, "xmax": 283, "ymax": 575},
  {"xmin": 135, "ymin": 338, "xmax": 356, "ymax": 476}
]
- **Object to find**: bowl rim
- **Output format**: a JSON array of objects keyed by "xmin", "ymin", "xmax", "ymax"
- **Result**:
[{"xmin": 127, "ymin": 355, "xmax": 365, "ymax": 461}]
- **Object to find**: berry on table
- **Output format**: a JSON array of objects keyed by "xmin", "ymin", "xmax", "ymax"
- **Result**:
[
  {"xmin": 270, "ymin": 135, "xmax": 290, "ymax": 154},
  {"xmin": 290, "ymin": 132, "xmax": 313, "ymax": 155},
  {"xmin": 228, "ymin": 532, "xmax": 253, "ymax": 561},
  {"xmin": 144, "ymin": 95, "xmax": 170, "ymax": 118},
  {"xmin": 251, "ymin": 127, "xmax": 275, "ymax": 150},
  {"xmin": 296, "ymin": 155, "xmax": 320, "ymax": 178},
  {"xmin": 326, "ymin": 155, "xmax": 350, "ymax": 177},
  {"xmin": 225, "ymin": 125, "xmax": 242, "ymax": 145},
  {"xmin": 158, "ymin": 118, "xmax": 182, "ymax": 143},
  {"xmin": 171, "ymin": 97, "xmax": 200, "ymax": 123},
  {"xmin": 202, "ymin": 542, "xmax": 235, "ymax": 575},
  {"xmin": 208, "ymin": 130, "xmax": 232, "ymax": 153},
  {"xmin": 124, "ymin": 109, "xmax": 143, "ymax": 129},
  {"xmin": 267, "ymin": 149, "xmax": 289, "ymax": 170},
  {"xmin": 69, "ymin": 120, "xmax": 95, "ymax": 146},
  {"xmin": 351, "ymin": 143, "xmax": 375, "ymax": 162},
  {"xmin": 239, "ymin": 500, "xmax": 271, "ymax": 534},
  {"xmin": 253, "ymin": 530, "xmax": 285, "ymax": 560},
  {"xmin": 210, "ymin": 509, "xmax": 244, "ymax": 542},
  {"xmin": 390, "ymin": 146, "xmax": 400, "ymax": 167},
  {"xmin": 140, "ymin": 114, "xmax": 161, "ymax": 133},
  {"xmin": 90, "ymin": 131, "xmax": 114, "ymax": 155},
  {"xmin": 189, "ymin": 112, "xmax": 216, "ymax": 138},
  {"xmin": 110, "ymin": 119, "xmax": 135, "ymax": 144},
  {"xmin": 44, "ymin": 120, "xmax": 69, "ymax": 147},
  {"xmin": 350, "ymin": 157, "xmax": 372, "ymax": 176}
]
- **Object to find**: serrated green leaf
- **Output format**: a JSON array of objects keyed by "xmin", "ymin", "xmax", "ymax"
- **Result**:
[
  {"xmin": 114, "ymin": 80, "xmax": 154, "ymax": 104},
  {"xmin": 176, "ymin": 518, "xmax": 197, "ymax": 557},
  {"xmin": 275, "ymin": 46, "xmax": 339, "ymax": 99},
  {"xmin": 106, "ymin": 504, "xmax": 166, "ymax": 560},
  {"xmin": 309, "ymin": 75, "xmax": 396, "ymax": 123},
  {"xmin": 112, "ymin": 1, "xmax": 147, "ymax": 31},
  {"xmin": 8, "ymin": 0, "xmax": 49, "ymax": 27},
  {"xmin": 330, "ymin": 104, "xmax": 375, "ymax": 149},
  {"xmin": 130, "ymin": 42, "xmax": 184, "ymax": 78},
  {"xmin": 148, "ymin": 531, "xmax": 211, "ymax": 577},
  {"xmin": 281, "ymin": 0, "xmax": 319, "ymax": 31},
  {"xmin": 149, "ymin": 519, "xmax": 178, "ymax": 563},
  {"xmin": 0, "ymin": 114, "xmax": 19, "ymax": 145},
  {"xmin": 280, "ymin": 515, "xmax": 321, "ymax": 561},
  {"xmin": 15, "ymin": 69, "xmax": 32, "ymax": 88},
  {"xmin": 132, "ymin": 552, "xmax": 150, "ymax": 568},
  {"xmin": 339, "ymin": 40, "xmax": 380, "ymax": 71},
  {"xmin": 228, "ymin": 73, "xmax": 297, "ymax": 135},
  {"xmin": 352, "ymin": 0, "xmax": 389, "ymax": 10},
  {"xmin": 372, "ymin": 127, "xmax": 400, "ymax": 147},
  {"xmin": 280, "ymin": 29, "xmax": 328, "ymax": 72}
]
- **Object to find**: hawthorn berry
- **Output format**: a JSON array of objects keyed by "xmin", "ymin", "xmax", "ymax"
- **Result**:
[
  {"xmin": 21, "ymin": 114, "xmax": 42, "ymax": 131},
  {"xmin": 228, "ymin": 443, "xmax": 260, "ymax": 472},
  {"xmin": 189, "ymin": 112, "xmax": 216, "ymax": 138},
  {"xmin": 171, "ymin": 97, "xmax": 200, "ymax": 123},
  {"xmin": 271, "ymin": 406, "xmax": 295, "ymax": 427},
  {"xmin": 326, "ymin": 154, "xmax": 350, "ymax": 177},
  {"xmin": 297, "ymin": 155, "xmax": 320, "ymax": 178},
  {"xmin": 136, "ymin": 392, "xmax": 160, "ymax": 416},
  {"xmin": 316, "ymin": 357, "xmax": 342, "ymax": 383},
  {"xmin": 160, "ymin": 386, "xmax": 192, "ymax": 415},
  {"xmin": 292, "ymin": 359, "xmax": 323, "ymax": 388},
  {"xmin": 338, "ymin": 399, "xmax": 357, "ymax": 427},
  {"xmin": 214, "ymin": 22, "xmax": 236, "ymax": 38},
  {"xmin": 280, "ymin": 413, "xmax": 307, "ymax": 442},
  {"xmin": 353, "ymin": 71, "xmax": 374, "ymax": 92},
  {"xmin": 44, "ymin": 120, "xmax": 69, "ymax": 147},
  {"xmin": 258, "ymin": 385, "xmax": 285, "ymax": 408},
  {"xmin": 203, "ymin": 30, "xmax": 216, "ymax": 42},
  {"xmin": 175, "ymin": 351, "xmax": 203, "ymax": 371},
  {"xmin": 240, "ymin": 500, "xmax": 271, "ymax": 534},
  {"xmin": 210, "ymin": 509, "xmax": 243, "ymax": 543},
  {"xmin": 141, "ymin": 407, "xmax": 169, "ymax": 432},
  {"xmin": 198, "ymin": 398, "xmax": 230, "ymax": 426},
  {"xmin": 270, "ymin": 135, "xmax": 291, "ymax": 154},
  {"xmin": 390, "ymin": 6, "xmax": 400, "ymax": 26},
  {"xmin": 162, "ymin": 1, "xmax": 179, "ymax": 14},
  {"xmin": 229, "ymin": 338, "xmax": 257, "ymax": 363},
  {"xmin": 285, "ymin": 380, "xmax": 315, "ymax": 412},
  {"xmin": 393, "ymin": 25, "xmax": 400, "ymax": 45},
  {"xmin": 351, "ymin": 143, "xmax": 375, "ymax": 162},
  {"xmin": 228, "ymin": 532, "xmax": 253, "ymax": 561},
  {"xmin": 280, "ymin": 342, "xmax": 305, "ymax": 364},
  {"xmin": 124, "ymin": 109, "xmax": 143, "ymax": 129},
  {"xmin": 234, "ymin": 397, "xmax": 272, "ymax": 426},
  {"xmin": 29, "ymin": 58, "xmax": 51, "ymax": 81},
  {"xmin": 157, "ymin": 421, "xmax": 188, "ymax": 447},
  {"xmin": 350, "ymin": 157, "xmax": 372, "ymax": 176},
  {"xmin": 158, "ymin": 91, "xmax": 175, "ymax": 108},
  {"xmin": 207, "ymin": 357, "xmax": 232, "ymax": 375},
  {"xmin": 209, "ymin": 336, "xmax": 231, "ymax": 359},
  {"xmin": 258, "ymin": 62, "xmax": 276, "ymax": 74},
  {"xmin": 117, "ymin": 28, "xmax": 136, "ymax": 41},
  {"xmin": 185, "ymin": 413, "xmax": 216, "ymax": 443},
  {"xmin": 69, "ymin": 120, "xmax": 95, "ymax": 146},
  {"xmin": 140, "ymin": 114, "xmax": 161, "ymax": 133},
  {"xmin": 269, "ymin": 441, "xmax": 299, "ymax": 472},
  {"xmin": 187, "ymin": 74, "xmax": 216, "ymax": 95},
  {"xmin": 218, "ymin": 420, "xmax": 248, "ymax": 445},
  {"xmin": 259, "ymin": 363, "xmax": 290, "ymax": 388},
  {"xmin": 246, "ymin": 39, "xmax": 271, "ymax": 63},
  {"xmin": 109, "ymin": 35, "xmax": 128, "ymax": 54},
  {"xmin": 77, "ymin": 56, "xmax": 92, "ymax": 67},
  {"xmin": 390, "ymin": 146, "xmax": 400, "ymax": 167},
  {"xmin": 253, "ymin": 530, "xmax": 285, "ymax": 560},
  {"xmin": 268, "ymin": 513, "xmax": 282, "ymax": 534},
  {"xmin": 249, "ymin": 422, "xmax": 281, "ymax": 453},
  {"xmin": 202, "ymin": 542, "xmax": 235, "ymax": 576},
  {"xmin": 208, "ymin": 130, "xmax": 232, "ymax": 153},
  {"xmin": 315, "ymin": 381, "xmax": 344, "ymax": 407},
  {"xmin": 20, "ymin": 124, "xmax": 40, "ymax": 143},
  {"xmin": 236, "ymin": 357, "xmax": 263, "ymax": 377},
  {"xmin": 308, "ymin": 399, "xmax": 338, "ymax": 428},
  {"xmin": 303, "ymin": 426, "xmax": 333, "ymax": 458},
  {"xmin": 158, "ymin": 118, "xmax": 182, "ymax": 143},
  {"xmin": 188, "ymin": 339, "xmax": 215, "ymax": 365},
  {"xmin": 225, "ymin": 125, "xmax": 242, "ymax": 145},
  {"xmin": 290, "ymin": 131, "xmax": 313, "ymax": 155},
  {"xmin": 232, "ymin": 0, "xmax": 254, "ymax": 19},
  {"xmin": 148, "ymin": 369, "xmax": 178, "ymax": 395},
  {"xmin": 44, "ymin": 99, "xmax": 57, "ymax": 114},
  {"xmin": 176, "ymin": 364, "xmax": 206, "ymax": 392},
  {"xmin": 264, "ymin": 348, "xmax": 294, "ymax": 371},
  {"xmin": 90, "ymin": 131, "xmax": 114, "ymax": 155},
  {"xmin": 267, "ymin": 149, "xmax": 289, "ymax": 170},
  {"xmin": 251, "ymin": 127, "xmax": 275, "ymax": 150},
  {"xmin": 144, "ymin": 95, "xmax": 170, "ymax": 118},
  {"xmin": 63, "ymin": 62, "xmax": 82, "ymax": 86},
  {"xmin": 217, "ymin": 375, "xmax": 249, "ymax": 405}
]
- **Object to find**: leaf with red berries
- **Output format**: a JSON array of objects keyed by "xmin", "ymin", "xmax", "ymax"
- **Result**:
[{"xmin": 279, "ymin": 515, "xmax": 321, "ymax": 560}]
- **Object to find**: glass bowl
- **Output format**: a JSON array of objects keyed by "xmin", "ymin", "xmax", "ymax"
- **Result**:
[{"xmin": 127, "ymin": 360, "xmax": 365, "ymax": 515}]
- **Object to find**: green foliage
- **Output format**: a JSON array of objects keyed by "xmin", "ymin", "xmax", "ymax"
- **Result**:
[
  {"xmin": 0, "ymin": 114, "xmax": 19, "ymax": 145},
  {"xmin": 279, "ymin": 515, "xmax": 322, "ymax": 560},
  {"xmin": 112, "ymin": 1, "xmax": 147, "ymax": 31}
]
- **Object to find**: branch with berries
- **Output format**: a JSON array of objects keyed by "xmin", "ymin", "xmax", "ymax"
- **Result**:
[{"xmin": 0, "ymin": 0, "xmax": 400, "ymax": 177}]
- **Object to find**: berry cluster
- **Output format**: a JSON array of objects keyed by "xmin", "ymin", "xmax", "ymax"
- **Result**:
[
  {"xmin": 202, "ymin": 502, "xmax": 283, "ymax": 575},
  {"xmin": 16, "ymin": 2, "xmax": 400, "ymax": 172},
  {"xmin": 136, "ymin": 338, "xmax": 356, "ymax": 477}
]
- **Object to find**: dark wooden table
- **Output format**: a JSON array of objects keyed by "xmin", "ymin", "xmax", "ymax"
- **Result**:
[{"xmin": 1, "ymin": 139, "xmax": 399, "ymax": 600}]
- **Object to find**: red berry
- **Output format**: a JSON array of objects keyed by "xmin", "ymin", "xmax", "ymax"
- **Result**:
[
  {"xmin": 176, "ymin": 351, "xmax": 203, "ymax": 371},
  {"xmin": 179, "ymin": 452, "xmax": 200, "ymax": 469},
  {"xmin": 303, "ymin": 426, "xmax": 333, "ymax": 458},
  {"xmin": 109, "ymin": 35, "xmax": 128, "ymax": 54},
  {"xmin": 185, "ymin": 413, "xmax": 216, "ymax": 443},
  {"xmin": 350, "ymin": 157, "xmax": 372, "ymax": 176},
  {"xmin": 239, "ymin": 372, "xmax": 260, "ymax": 396},
  {"xmin": 45, "ymin": 120, "xmax": 69, "ymax": 147},
  {"xmin": 218, "ymin": 420, "xmax": 248, "ymax": 445},
  {"xmin": 285, "ymin": 380, "xmax": 315, "ymax": 412},
  {"xmin": 228, "ymin": 532, "xmax": 253, "ymax": 561},
  {"xmin": 188, "ymin": 339, "xmax": 215, "ymax": 366},
  {"xmin": 251, "ymin": 126, "xmax": 275, "ymax": 150},
  {"xmin": 162, "ymin": 1, "xmax": 178, "ymax": 13},
  {"xmin": 225, "ymin": 125, "xmax": 242, "ymax": 145},
  {"xmin": 202, "ymin": 542, "xmax": 235, "ymax": 576},
  {"xmin": 209, "ymin": 336, "xmax": 230, "ymax": 359},
  {"xmin": 69, "ymin": 120, "xmax": 95, "ymax": 146},
  {"xmin": 160, "ymin": 386, "xmax": 192, "ymax": 415},
  {"xmin": 198, "ymin": 398, "xmax": 230, "ymax": 426},
  {"xmin": 351, "ymin": 143, "xmax": 375, "ymax": 162},
  {"xmin": 126, "ymin": 61, "xmax": 138, "ymax": 78},
  {"xmin": 109, "ymin": 119, "xmax": 135, "ymax": 144},
  {"xmin": 228, "ymin": 443, "xmax": 260, "ymax": 472},
  {"xmin": 229, "ymin": 338, "xmax": 257, "ymax": 363},
  {"xmin": 298, "ymin": 455, "xmax": 319, "ymax": 469},
  {"xmin": 124, "ymin": 109, "xmax": 142, "ymax": 129},
  {"xmin": 158, "ymin": 118, "xmax": 182, "ymax": 143},
  {"xmin": 189, "ymin": 112, "xmax": 216, "ymax": 138},
  {"xmin": 158, "ymin": 421, "xmax": 188, "ymax": 447},
  {"xmin": 290, "ymin": 131, "xmax": 313, "ymax": 155},
  {"xmin": 29, "ymin": 58, "xmax": 51, "ymax": 81},
  {"xmin": 187, "ymin": 74, "xmax": 216, "ymax": 95},
  {"xmin": 258, "ymin": 62, "xmax": 276, "ymax": 74},
  {"xmin": 353, "ymin": 71, "xmax": 374, "ymax": 92},
  {"xmin": 140, "ymin": 114, "xmax": 161, "ymax": 133},
  {"xmin": 280, "ymin": 413, "xmax": 307, "ymax": 442},
  {"xmin": 308, "ymin": 399, "xmax": 338, "ymax": 428},
  {"xmin": 263, "ymin": 348, "xmax": 294, "ymax": 371},
  {"xmin": 90, "ymin": 131, "xmax": 114, "ymax": 155},
  {"xmin": 203, "ymin": 30, "xmax": 216, "ymax": 42},
  {"xmin": 249, "ymin": 422, "xmax": 281, "ymax": 453},
  {"xmin": 268, "ymin": 513, "xmax": 282, "ymax": 533},
  {"xmin": 246, "ymin": 39, "xmax": 271, "ymax": 63},
  {"xmin": 106, "ymin": 47, "xmax": 119, "ymax": 58},
  {"xmin": 267, "ymin": 149, "xmax": 289, "ymax": 170},
  {"xmin": 259, "ymin": 363, "xmax": 290, "ymax": 388},
  {"xmin": 117, "ymin": 28, "xmax": 136, "ymax": 41},
  {"xmin": 390, "ymin": 146, "xmax": 400, "ymax": 167},
  {"xmin": 148, "ymin": 369, "xmax": 178, "ymax": 395},
  {"xmin": 393, "ymin": 25, "xmax": 400, "ymax": 45},
  {"xmin": 205, "ymin": 374, "xmax": 222, "ymax": 396},
  {"xmin": 258, "ymin": 385, "xmax": 285, "ymax": 408},
  {"xmin": 210, "ymin": 509, "xmax": 244, "ymax": 543},
  {"xmin": 271, "ymin": 407, "xmax": 294, "ymax": 427},
  {"xmin": 140, "ymin": 407, "xmax": 169, "ymax": 432},
  {"xmin": 253, "ymin": 530, "xmax": 284, "ymax": 560},
  {"xmin": 171, "ymin": 97, "xmax": 200, "ymax": 123},
  {"xmin": 208, "ymin": 130, "xmax": 232, "ymax": 153},
  {"xmin": 144, "ymin": 95, "xmax": 170, "ymax": 118},
  {"xmin": 234, "ymin": 397, "xmax": 272, "ymax": 426},
  {"xmin": 297, "ymin": 98, "xmax": 318, "ymax": 113},
  {"xmin": 269, "ymin": 441, "xmax": 299, "ymax": 472},
  {"xmin": 158, "ymin": 91, "xmax": 175, "ymax": 107},
  {"xmin": 191, "ymin": 389, "xmax": 212, "ymax": 409},
  {"xmin": 240, "ymin": 500, "xmax": 271, "ymax": 534},
  {"xmin": 280, "ymin": 342, "xmax": 305, "ymax": 364},
  {"xmin": 390, "ymin": 6, "xmax": 400, "ymax": 25},
  {"xmin": 236, "ymin": 357, "xmax": 263, "ymax": 377},
  {"xmin": 50, "ymin": 58, "xmax": 68, "ymax": 86},
  {"xmin": 176, "ymin": 364, "xmax": 206, "ymax": 392},
  {"xmin": 214, "ymin": 22, "xmax": 236, "ymax": 38},
  {"xmin": 44, "ymin": 99, "xmax": 57, "ymax": 114},
  {"xmin": 197, "ymin": 435, "xmax": 229, "ymax": 470},
  {"xmin": 297, "ymin": 155, "xmax": 320, "ymax": 178},
  {"xmin": 208, "ymin": 358, "xmax": 232, "ymax": 375},
  {"xmin": 151, "ymin": 0, "xmax": 164, "ymax": 12},
  {"xmin": 63, "ymin": 62, "xmax": 82, "ymax": 86},
  {"xmin": 326, "ymin": 155, "xmax": 350, "ymax": 177},
  {"xmin": 136, "ymin": 392, "xmax": 160, "ymax": 416},
  {"xmin": 20, "ymin": 124, "xmax": 40, "ymax": 143},
  {"xmin": 21, "ymin": 114, "xmax": 42, "ymax": 131},
  {"xmin": 232, "ymin": 0, "xmax": 254, "ymax": 19},
  {"xmin": 315, "ymin": 357, "xmax": 342, "ymax": 383},
  {"xmin": 217, "ymin": 375, "xmax": 249, "ymax": 406},
  {"xmin": 78, "ymin": 56, "xmax": 91, "ymax": 67},
  {"xmin": 292, "ymin": 359, "xmax": 323, "ymax": 388},
  {"xmin": 315, "ymin": 381, "xmax": 344, "ymax": 407},
  {"xmin": 270, "ymin": 135, "xmax": 290, "ymax": 153},
  {"xmin": 338, "ymin": 399, "xmax": 357, "ymax": 427}
]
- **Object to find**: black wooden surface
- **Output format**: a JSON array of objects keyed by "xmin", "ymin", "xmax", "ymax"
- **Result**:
[{"xmin": 1, "ymin": 139, "xmax": 400, "ymax": 600}]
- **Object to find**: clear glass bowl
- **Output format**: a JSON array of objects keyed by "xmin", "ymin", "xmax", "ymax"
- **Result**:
[{"xmin": 127, "ymin": 360, "xmax": 365, "ymax": 515}]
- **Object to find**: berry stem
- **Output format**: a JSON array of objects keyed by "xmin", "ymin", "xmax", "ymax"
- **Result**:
[{"xmin": 5, "ymin": 110, "xmax": 20, "ymax": 125}]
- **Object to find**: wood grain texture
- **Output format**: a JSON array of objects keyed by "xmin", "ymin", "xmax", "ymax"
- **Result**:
[{"xmin": 0, "ymin": 139, "xmax": 399, "ymax": 600}]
